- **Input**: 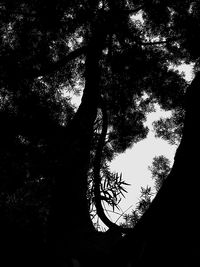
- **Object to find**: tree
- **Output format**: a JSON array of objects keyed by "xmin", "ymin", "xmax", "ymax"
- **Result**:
[
  {"xmin": 0, "ymin": 1, "xmax": 200, "ymax": 266},
  {"xmin": 120, "ymin": 155, "xmax": 171, "ymax": 229},
  {"xmin": 153, "ymin": 108, "xmax": 185, "ymax": 145},
  {"xmin": 120, "ymin": 186, "xmax": 154, "ymax": 228},
  {"xmin": 149, "ymin": 155, "xmax": 171, "ymax": 191},
  {"xmin": 115, "ymin": 70, "xmax": 200, "ymax": 267}
]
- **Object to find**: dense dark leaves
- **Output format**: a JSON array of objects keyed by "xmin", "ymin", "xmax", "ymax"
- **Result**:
[
  {"xmin": 0, "ymin": 0, "xmax": 199, "ymax": 265},
  {"xmin": 0, "ymin": 0, "xmax": 192, "ymax": 223},
  {"xmin": 153, "ymin": 108, "xmax": 185, "ymax": 144},
  {"xmin": 149, "ymin": 155, "xmax": 171, "ymax": 191}
]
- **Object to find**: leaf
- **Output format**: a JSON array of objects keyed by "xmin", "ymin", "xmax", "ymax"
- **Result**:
[{"xmin": 119, "ymin": 186, "xmax": 128, "ymax": 193}]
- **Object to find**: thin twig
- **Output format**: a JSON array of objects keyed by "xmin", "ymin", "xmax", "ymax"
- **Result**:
[
  {"xmin": 115, "ymin": 205, "xmax": 133, "ymax": 224},
  {"xmin": 123, "ymin": 4, "xmax": 145, "ymax": 15}
]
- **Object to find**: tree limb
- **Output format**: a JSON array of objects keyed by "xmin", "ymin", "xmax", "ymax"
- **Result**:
[
  {"xmin": 31, "ymin": 46, "xmax": 87, "ymax": 79},
  {"xmin": 139, "ymin": 37, "xmax": 181, "ymax": 46},
  {"xmin": 123, "ymin": 4, "xmax": 145, "ymax": 15},
  {"xmin": 93, "ymin": 98, "xmax": 132, "ymax": 234}
]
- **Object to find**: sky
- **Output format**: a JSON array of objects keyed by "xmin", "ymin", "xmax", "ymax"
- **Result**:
[
  {"xmin": 107, "ymin": 63, "xmax": 194, "ymax": 224},
  {"xmin": 68, "ymin": 62, "xmax": 194, "ymax": 227},
  {"xmin": 108, "ymin": 107, "xmax": 177, "ymax": 222}
]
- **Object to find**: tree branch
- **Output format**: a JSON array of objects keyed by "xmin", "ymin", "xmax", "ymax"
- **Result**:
[
  {"xmin": 93, "ymin": 98, "xmax": 132, "ymax": 234},
  {"xmin": 31, "ymin": 46, "xmax": 87, "ymax": 79},
  {"xmin": 138, "ymin": 37, "xmax": 181, "ymax": 46},
  {"xmin": 124, "ymin": 4, "xmax": 145, "ymax": 15},
  {"xmin": 141, "ymin": 40, "xmax": 169, "ymax": 46}
]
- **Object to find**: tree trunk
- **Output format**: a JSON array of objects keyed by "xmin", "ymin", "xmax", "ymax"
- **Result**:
[
  {"xmin": 115, "ymin": 72, "xmax": 200, "ymax": 266},
  {"xmin": 47, "ymin": 19, "xmax": 108, "ymax": 266}
]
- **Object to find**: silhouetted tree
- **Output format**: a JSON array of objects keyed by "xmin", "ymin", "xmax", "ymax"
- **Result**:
[
  {"xmin": 120, "ymin": 186, "xmax": 154, "ymax": 228},
  {"xmin": 149, "ymin": 155, "xmax": 171, "ymax": 191},
  {"xmin": 0, "ymin": 1, "xmax": 200, "ymax": 266},
  {"xmin": 120, "ymin": 155, "xmax": 171, "ymax": 229},
  {"xmin": 153, "ymin": 108, "xmax": 184, "ymax": 145}
]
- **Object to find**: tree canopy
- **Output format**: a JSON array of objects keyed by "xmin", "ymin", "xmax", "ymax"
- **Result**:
[{"xmin": 0, "ymin": 1, "xmax": 200, "ymax": 266}]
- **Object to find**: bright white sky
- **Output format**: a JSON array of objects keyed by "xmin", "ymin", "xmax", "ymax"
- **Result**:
[
  {"xmin": 108, "ymin": 107, "xmax": 177, "ymax": 222},
  {"xmin": 107, "ymin": 63, "xmax": 194, "ymax": 224},
  {"xmin": 69, "ymin": 62, "xmax": 194, "ymax": 227}
]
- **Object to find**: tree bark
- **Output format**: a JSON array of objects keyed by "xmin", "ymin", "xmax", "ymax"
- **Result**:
[
  {"xmin": 115, "ymin": 72, "xmax": 200, "ymax": 266},
  {"xmin": 47, "ymin": 18, "xmax": 108, "ymax": 266}
]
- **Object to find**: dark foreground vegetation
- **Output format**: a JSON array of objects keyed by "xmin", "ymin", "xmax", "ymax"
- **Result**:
[{"xmin": 0, "ymin": 1, "xmax": 200, "ymax": 266}]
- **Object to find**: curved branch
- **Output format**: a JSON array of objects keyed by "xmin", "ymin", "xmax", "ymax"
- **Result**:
[
  {"xmin": 123, "ymin": 4, "xmax": 145, "ymax": 15},
  {"xmin": 31, "ymin": 46, "xmax": 87, "ymax": 79},
  {"xmin": 93, "ymin": 98, "xmax": 132, "ymax": 234},
  {"xmin": 139, "ymin": 37, "xmax": 181, "ymax": 46}
]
